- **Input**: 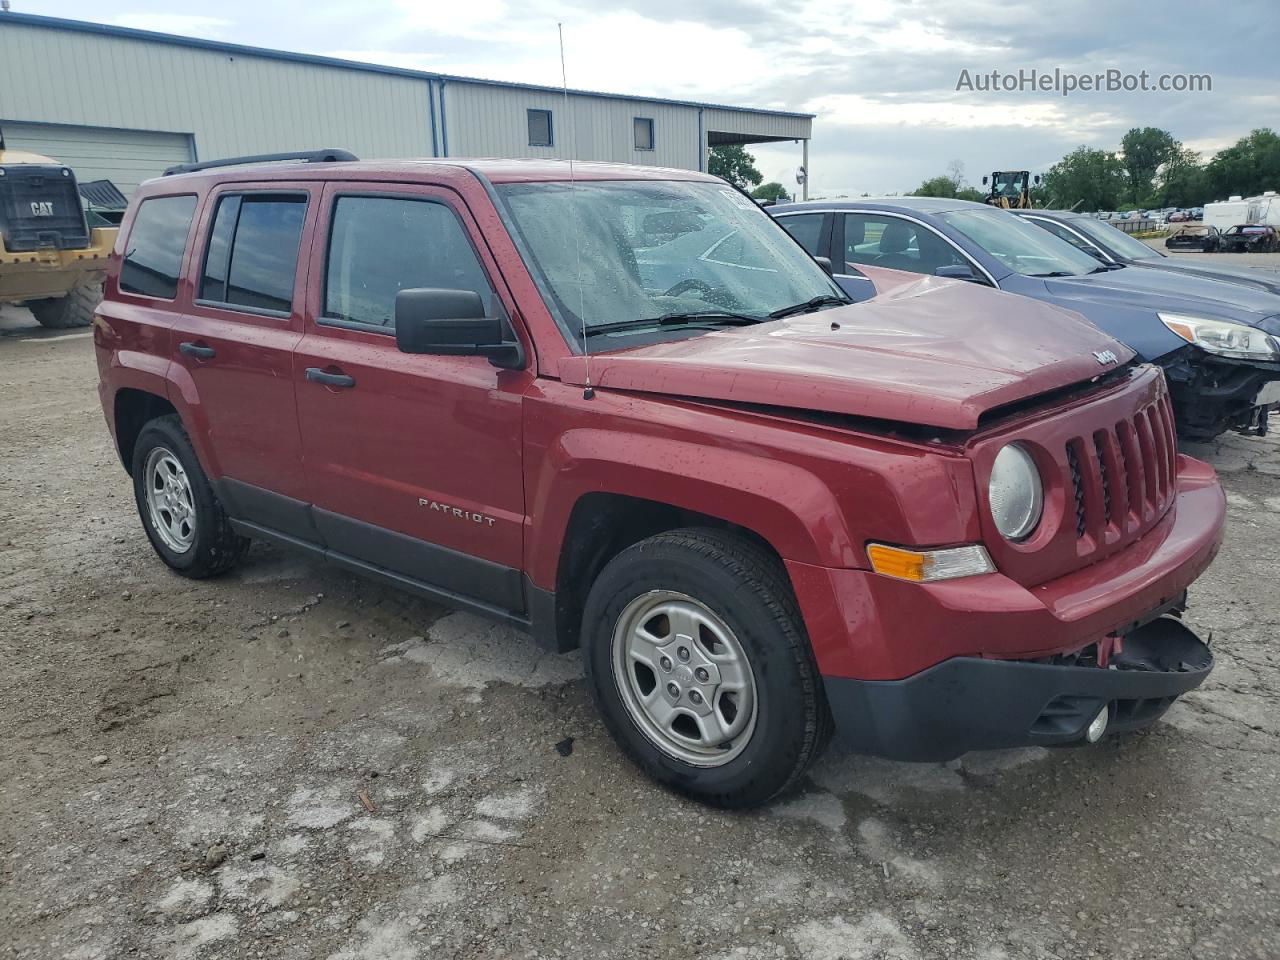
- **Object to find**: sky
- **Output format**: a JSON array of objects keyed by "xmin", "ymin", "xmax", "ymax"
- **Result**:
[{"xmin": 14, "ymin": 0, "xmax": 1280, "ymax": 197}]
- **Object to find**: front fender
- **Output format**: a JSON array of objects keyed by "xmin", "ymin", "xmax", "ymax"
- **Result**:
[{"xmin": 521, "ymin": 381, "xmax": 981, "ymax": 590}]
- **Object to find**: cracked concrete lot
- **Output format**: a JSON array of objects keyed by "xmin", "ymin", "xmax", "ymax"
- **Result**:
[{"xmin": 2, "ymin": 309, "xmax": 1279, "ymax": 960}]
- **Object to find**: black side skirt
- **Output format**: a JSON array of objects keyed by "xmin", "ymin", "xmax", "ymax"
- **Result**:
[{"xmin": 217, "ymin": 478, "xmax": 571, "ymax": 650}]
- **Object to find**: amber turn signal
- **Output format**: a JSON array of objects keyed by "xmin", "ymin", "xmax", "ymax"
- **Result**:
[{"xmin": 866, "ymin": 543, "xmax": 995, "ymax": 583}]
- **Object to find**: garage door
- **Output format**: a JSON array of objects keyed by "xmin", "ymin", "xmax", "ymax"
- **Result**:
[{"xmin": 0, "ymin": 122, "xmax": 193, "ymax": 198}]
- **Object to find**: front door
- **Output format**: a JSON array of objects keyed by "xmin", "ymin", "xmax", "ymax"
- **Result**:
[{"xmin": 293, "ymin": 182, "xmax": 533, "ymax": 613}]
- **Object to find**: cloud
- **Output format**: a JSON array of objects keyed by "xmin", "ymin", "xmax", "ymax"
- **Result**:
[
  {"xmin": 37, "ymin": 0, "xmax": 1280, "ymax": 193},
  {"xmin": 110, "ymin": 13, "xmax": 232, "ymax": 35}
]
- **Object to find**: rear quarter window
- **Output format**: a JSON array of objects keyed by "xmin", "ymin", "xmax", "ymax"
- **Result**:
[{"xmin": 119, "ymin": 195, "xmax": 198, "ymax": 299}]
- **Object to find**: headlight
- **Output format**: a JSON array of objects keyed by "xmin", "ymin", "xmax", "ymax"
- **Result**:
[
  {"xmin": 988, "ymin": 443, "xmax": 1043, "ymax": 541},
  {"xmin": 1159, "ymin": 313, "xmax": 1280, "ymax": 360}
]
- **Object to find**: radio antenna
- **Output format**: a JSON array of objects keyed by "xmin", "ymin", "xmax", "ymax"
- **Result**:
[{"xmin": 558, "ymin": 22, "xmax": 593, "ymax": 399}]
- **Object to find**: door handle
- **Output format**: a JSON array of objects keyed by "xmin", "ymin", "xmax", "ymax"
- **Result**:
[
  {"xmin": 305, "ymin": 367, "xmax": 356, "ymax": 388},
  {"xmin": 179, "ymin": 341, "xmax": 216, "ymax": 359}
]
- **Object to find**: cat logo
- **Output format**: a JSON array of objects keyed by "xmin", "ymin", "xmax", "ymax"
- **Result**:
[
  {"xmin": 1093, "ymin": 349, "xmax": 1119, "ymax": 365},
  {"xmin": 29, "ymin": 201, "xmax": 55, "ymax": 217}
]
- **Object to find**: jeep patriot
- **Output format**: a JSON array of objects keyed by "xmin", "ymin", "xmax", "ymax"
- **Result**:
[{"xmin": 94, "ymin": 152, "xmax": 1226, "ymax": 807}]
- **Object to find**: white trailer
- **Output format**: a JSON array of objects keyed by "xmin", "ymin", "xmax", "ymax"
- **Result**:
[
  {"xmin": 1204, "ymin": 197, "xmax": 1249, "ymax": 233},
  {"xmin": 1205, "ymin": 191, "xmax": 1280, "ymax": 233},
  {"xmin": 1246, "ymin": 192, "xmax": 1280, "ymax": 228}
]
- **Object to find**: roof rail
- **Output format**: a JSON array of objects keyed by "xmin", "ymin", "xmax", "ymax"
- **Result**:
[{"xmin": 162, "ymin": 148, "xmax": 358, "ymax": 177}]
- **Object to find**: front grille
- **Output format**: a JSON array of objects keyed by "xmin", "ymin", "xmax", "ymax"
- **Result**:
[
  {"xmin": 1065, "ymin": 390, "xmax": 1177, "ymax": 542},
  {"xmin": 1066, "ymin": 442, "xmax": 1087, "ymax": 537}
]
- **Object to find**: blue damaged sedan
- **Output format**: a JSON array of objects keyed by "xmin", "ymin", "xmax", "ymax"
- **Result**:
[{"xmin": 771, "ymin": 197, "xmax": 1280, "ymax": 440}]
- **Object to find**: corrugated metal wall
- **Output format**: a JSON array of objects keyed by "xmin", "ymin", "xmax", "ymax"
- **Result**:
[
  {"xmin": 0, "ymin": 22, "xmax": 433, "ymax": 164},
  {"xmin": 0, "ymin": 18, "xmax": 811, "ymax": 185},
  {"xmin": 442, "ymin": 82, "xmax": 702, "ymax": 169}
]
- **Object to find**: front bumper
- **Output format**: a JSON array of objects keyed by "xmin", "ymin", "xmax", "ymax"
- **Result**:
[
  {"xmin": 823, "ymin": 615, "xmax": 1211, "ymax": 761},
  {"xmin": 787, "ymin": 455, "xmax": 1224, "ymax": 682},
  {"xmin": 1163, "ymin": 347, "xmax": 1280, "ymax": 438}
]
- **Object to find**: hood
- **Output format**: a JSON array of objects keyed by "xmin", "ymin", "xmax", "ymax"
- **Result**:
[
  {"xmin": 1045, "ymin": 264, "xmax": 1280, "ymax": 327},
  {"xmin": 558, "ymin": 267, "xmax": 1134, "ymax": 431}
]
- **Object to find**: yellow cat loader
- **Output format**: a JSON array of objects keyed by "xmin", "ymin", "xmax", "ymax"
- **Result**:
[
  {"xmin": 0, "ymin": 129, "xmax": 117, "ymax": 328},
  {"xmin": 982, "ymin": 170, "xmax": 1039, "ymax": 210}
]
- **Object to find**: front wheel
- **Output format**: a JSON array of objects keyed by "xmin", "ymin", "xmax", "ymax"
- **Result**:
[
  {"xmin": 581, "ymin": 528, "xmax": 832, "ymax": 808},
  {"xmin": 131, "ymin": 415, "xmax": 248, "ymax": 578}
]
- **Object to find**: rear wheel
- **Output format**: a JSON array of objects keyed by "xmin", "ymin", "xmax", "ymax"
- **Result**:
[
  {"xmin": 581, "ymin": 528, "xmax": 832, "ymax": 808},
  {"xmin": 29, "ymin": 275, "xmax": 104, "ymax": 329},
  {"xmin": 131, "ymin": 415, "xmax": 248, "ymax": 578}
]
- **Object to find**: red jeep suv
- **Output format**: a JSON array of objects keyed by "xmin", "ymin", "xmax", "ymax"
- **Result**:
[{"xmin": 94, "ymin": 151, "xmax": 1225, "ymax": 807}]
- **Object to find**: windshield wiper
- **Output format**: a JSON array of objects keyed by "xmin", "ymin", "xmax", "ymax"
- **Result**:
[
  {"xmin": 1090, "ymin": 264, "xmax": 1125, "ymax": 273},
  {"xmin": 584, "ymin": 312, "xmax": 764, "ymax": 337},
  {"xmin": 768, "ymin": 295, "xmax": 850, "ymax": 320},
  {"xmin": 1028, "ymin": 271, "xmax": 1077, "ymax": 278}
]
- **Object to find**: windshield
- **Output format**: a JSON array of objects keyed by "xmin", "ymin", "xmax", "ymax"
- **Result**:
[
  {"xmin": 939, "ymin": 208, "xmax": 1104, "ymax": 277},
  {"xmin": 993, "ymin": 173, "xmax": 1024, "ymax": 196},
  {"xmin": 1071, "ymin": 216, "xmax": 1161, "ymax": 260},
  {"xmin": 496, "ymin": 180, "xmax": 843, "ymax": 347}
]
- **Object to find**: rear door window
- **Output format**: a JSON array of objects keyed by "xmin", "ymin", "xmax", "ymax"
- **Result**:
[
  {"xmin": 119, "ymin": 195, "xmax": 197, "ymax": 299},
  {"xmin": 199, "ymin": 194, "xmax": 307, "ymax": 314},
  {"xmin": 776, "ymin": 213, "xmax": 825, "ymax": 255},
  {"xmin": 322, "ymin": 195, "xmax": 498, "ymax": 331}
]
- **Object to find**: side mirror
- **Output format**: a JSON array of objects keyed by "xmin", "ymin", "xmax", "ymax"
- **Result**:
[
  {"xmin": 814, "ymin": 255, "xmax": 834, "ymax": 275},
  {"xmin": 395, "ymin": 288, "xmax": 524, "ymax": 370},
  {"xmin": 981, "ymin": 175, "xmax": 989, "ymax": 186},
  {"xmin": 934, "ymin": 264, "xmax": 984, "ymax": 284},
  {"xmin": 1034, "ymin": 175, "xmax": 1042, "ymax": 185}
]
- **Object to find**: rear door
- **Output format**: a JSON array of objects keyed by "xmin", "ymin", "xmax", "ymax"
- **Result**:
[
  {"xmin": 169, "ymin": 183, "xmax": 314, "ymax": 532},
  {"xmin": 293, "ymin": 181, "xmax": 533, "ymax": 613}
]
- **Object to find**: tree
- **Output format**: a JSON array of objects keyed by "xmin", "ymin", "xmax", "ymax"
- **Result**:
[
  {"xmin": 1039, "ymin": 146, "xmax": 1128, "ymax": 211},
  {"xmin": 708, "ymin": 145, "xmax": 762, "ymax": 190},
  {"xmin": 751, "ymin": 181, "xmax": 791, "ymax": 202},
  {"xmin": 1204, "ymin": 128, "xmax": 1280, "ymax": 201},
  {"xmin": 1159, "ymin": 146, "xmax": 1206, "ymax": 207},
  {"xmin": 1120, "ymin": 127, "xmax": 1178, "ymax": 203},
  {"xmin": 912, "ymin": 175, "xmax": 962, "ymax": 198}
]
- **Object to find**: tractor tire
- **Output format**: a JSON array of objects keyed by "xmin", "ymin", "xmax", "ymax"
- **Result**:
[{"xmin": 29, "ymin": 276, "xmax": 104, "ymax": 329}]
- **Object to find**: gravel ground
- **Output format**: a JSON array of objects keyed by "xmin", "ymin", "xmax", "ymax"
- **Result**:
[{"xmin": 2, "ymin": 306, "xmax": 1279, "ymax": 960}]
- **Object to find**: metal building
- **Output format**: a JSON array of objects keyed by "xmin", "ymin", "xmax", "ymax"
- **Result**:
[{"xmin": 0, "ymin": 12, "xmax": 813, "ymax": 198}]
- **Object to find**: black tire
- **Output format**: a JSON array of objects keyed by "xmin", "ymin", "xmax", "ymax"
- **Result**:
[
  {"xmin": 29, "ymin": 275, "xmax": 103, "ymax": 329},
  {"xmin": 131, "ymin": 415, "xmax": 248, "ymax": 578},
  {"xmin": 581, "ymin": 528, "xmax": 832, "ymax": 808}
]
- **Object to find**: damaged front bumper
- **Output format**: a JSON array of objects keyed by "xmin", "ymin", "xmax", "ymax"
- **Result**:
[
  {"xmin": 823, "ymin": 614, "xmax": 1212, "ymax": 762},
  {"xmin": 1162, "ymin": 345, "xmax": 1280, "ymax": 439}
]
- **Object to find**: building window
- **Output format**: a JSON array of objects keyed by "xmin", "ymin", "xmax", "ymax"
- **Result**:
[
  {"xmin": 634, "ymin": 117, "xmax": 655, "ymax": 151},
  {"xmin": 527, "ymin": 109, "xmax": 553, "ymax": 147},
  {"xmin": 119, "ymin": 195, "xmax": 197, "ymax": 299}
]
